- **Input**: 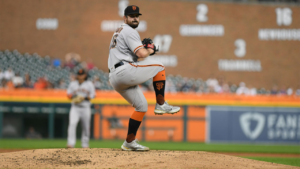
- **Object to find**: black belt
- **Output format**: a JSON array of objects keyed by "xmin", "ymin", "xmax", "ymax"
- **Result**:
[{"xmin": 109, "ymin": 61, "xmax": 124, "ymax": 73}]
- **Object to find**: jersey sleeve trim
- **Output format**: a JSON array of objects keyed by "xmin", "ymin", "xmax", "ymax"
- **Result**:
[{"xmin": 133, "ymin": 45, "xmax": 144, "ymax": 53}]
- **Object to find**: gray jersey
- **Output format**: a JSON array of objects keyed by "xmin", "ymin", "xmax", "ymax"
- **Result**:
[
  {"xmin": 67, "ymin": 80, "xmax": 95, "ymax": 107},
  {"xmin": 108, "ymin": 23, "xmax": 144, "ymax": 69}
]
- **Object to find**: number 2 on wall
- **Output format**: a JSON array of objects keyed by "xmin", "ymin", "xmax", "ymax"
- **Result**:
[{"xmin": 196, "ymin": 4, "xmax": 208, "ymax": 22}]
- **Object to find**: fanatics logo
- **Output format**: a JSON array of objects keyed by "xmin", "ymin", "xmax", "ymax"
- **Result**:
[
  {"xmin": 239, "ymin": 112, "xmax": 265, "ymax": 140},
  {"xmin": 156, "ymin": 82, "xmax": 164, "ymax": 90},
  {"xmin": 132, "ymin": 6, "xmax": 136, "ymax": 10}
]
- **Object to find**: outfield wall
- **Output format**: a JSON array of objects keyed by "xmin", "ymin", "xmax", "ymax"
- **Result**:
[
  {"xmin": 1, "ymin": 0, "xmax": 300, "ymax": 88},
  {"xmin": 207, "ymin": 106, "xmax": 300, "ymax": 144},
  {"xmin": 1, "ymin": 89, "xmax": 300, "ymax": 143}
]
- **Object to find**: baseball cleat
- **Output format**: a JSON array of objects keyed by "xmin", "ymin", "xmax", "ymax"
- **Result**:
[
  {"xmin": 121, "ymin": 139, "xmax": 149, "ymax": 151},
  {"xmin": 154, "ymin": 101, "xmax": 180, "ymax": 115}
]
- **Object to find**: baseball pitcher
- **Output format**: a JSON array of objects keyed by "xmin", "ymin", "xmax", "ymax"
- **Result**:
[
  {"xmin": 67, "ymin": 69, "xmax": 95, "ymax": 148},
  {"xmin": 108, "ymin": 5, "xmax": 180, "ymax": 151}
]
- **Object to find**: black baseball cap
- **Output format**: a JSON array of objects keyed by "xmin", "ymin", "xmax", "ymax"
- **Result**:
[
  {"xmin": 77, "ymin": 69, "xmax": 86, "ymax": 75},
  {"xmin": 124, "ymin": 5, "xmax": 142, "ymax": 16}
]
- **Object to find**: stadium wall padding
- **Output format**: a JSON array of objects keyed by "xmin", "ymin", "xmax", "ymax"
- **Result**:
[{"xmin": 0, "ymin": 0, "xmax": 300, "ymax": 88}]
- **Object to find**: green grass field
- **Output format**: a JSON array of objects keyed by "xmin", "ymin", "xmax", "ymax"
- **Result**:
[
  {"xmin": 245, "ymin": 157, "xmax": 300, "ymax": 167},
  {"xmin": 0, "ymin": 139, "xmax": 299, "ymax": 167},
  {"xmin": 1, "ymin": 139, "xmax": 299, "ymax": 154}
]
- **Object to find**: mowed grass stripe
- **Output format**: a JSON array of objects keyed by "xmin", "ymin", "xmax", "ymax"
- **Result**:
[
  {"xmin": 244, "ymin": 157, "xmax": 300, "ymax": 167},
  {"xmin": 0, "ymin": 139, "xmax": 299, "ymax": 154}
]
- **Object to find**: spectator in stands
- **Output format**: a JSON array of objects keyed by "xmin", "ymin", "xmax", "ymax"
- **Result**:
[
  {"xmin": 0, "ymin": 69, "xmax": 4, "ymax": 88},
  {"xmin": 180, "ymin": 77, "xmax": 191, "ymax": 92},
  {"xmin": 0, "ymin": 79, "xmax": 6, "ymax": 89},
  {"xmin": 191, "ymin": 80, "xmax": 199, "ymax": 92},
  {"xmin": 0, "ymin": 69, "xmax": 4, "ymax": 82},
  {"xmin": 215, "ymin": 81, "xmax": 223, "ymax": 93},
  {"xmin": 197, "ymin": 85, "xmax": 206, "ymax": 93},
  {"xmin": 287, "ymin": 87, "xmax": 293, "ymax": 96},
  {"xmin": 165, "ymin": 78, "xmax": 177, "ymax": 93},
  {"xmin": 236, "ymin": 82, "xmax": 249, "ymax": 95},
  {"xmin": 270, "ymin": 85, "xmax": 278, "ymax": 95},
  {"xmin": 4, "ymin": 68, "xmax": 14, "ymax": 80},
  {"xmin": 221, "ymin": 82, "xmax": 231, "ymax": 94},
  {"xmin": 206, "ymin": 77, "xmax": 219, "ymax": 93},
  {"xmin": 206, "ymin": 77, "xmax": 217, "ymax": 87},
  {"xmin": 26, "ymin": 127, "xmax": 42, "ymax": 139},
  {"xmin": 207, "ymin": 85, "xmax": 215, "ymax": 93},
  {"xmin": 58, "ymin": 79, "xmax": 68, "ymax": 89},
  {"xmin": 278, "ymin": 86, "xmax": 287, "ymax": 95},
  {"xmin": 46, "ymin": 80, "xmax": 54, "ymax": 89},
  {"xmin": 248, "ymin": 84, "xmax": 257, "ymax": 96},
  {"xmin": 93, "ymin": 76, "xmax": 102, "ymax": 90},
  {"xmin": 12, "ymin": 73, "xmax": 24, "ymax": 88},
  {"xmin": 69, "ymin": 73, "xmax": 76, "ymax": 82},
  {"xmin": 22, "ymin": 74, "xmax": 33, "ymax": 88},
  {"xmin": 86, "ymin": 58, "xmax": 95, "ymax": 70},
  {"xmin": 175, "ymin": 81, "xmax": 182, "ymax": 92},
  {"xmin": 64, "ymin": 53, "xmax": 81, "ymax": 69},
  {"xmin": 5, "ymin": 80, "xmax": 15, "ymax": 89},
  {"xmin": 215, "ymin": 77, "xmax": 227, "ymax": 93},
  {"xmin": 295, "ymin": 85, "xmax": 300, "ymax": 96},
  {"xmin": 34, "ymin": 77, "xmax": 48, "ymax": 89}
]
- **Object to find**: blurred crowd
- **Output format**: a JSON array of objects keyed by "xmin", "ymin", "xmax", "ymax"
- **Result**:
[
  {"xmin": 0, "ymin": 50, "xmax": 112, "ymax": 90},
  {"xmin": 0, "ymin": 49, "xmax": 300, "ymax": 96},
  {"xmin": 139, "ymin": 76, "xmax": 300, "ymax": 96}
]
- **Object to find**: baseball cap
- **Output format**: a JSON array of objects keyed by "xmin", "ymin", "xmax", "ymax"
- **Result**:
[
  {"xmin": 77, "ymin": 69, "xmax": 86, "ymax": 75},
  {"xmin": 124, "ymin": 5, "xmax": 142, "ymax": 16}
]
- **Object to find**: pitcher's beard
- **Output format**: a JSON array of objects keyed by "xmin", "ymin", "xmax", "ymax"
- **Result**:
[{"xmin": 128, "ymin": 22, "xmax": 139, "ymax": 29}]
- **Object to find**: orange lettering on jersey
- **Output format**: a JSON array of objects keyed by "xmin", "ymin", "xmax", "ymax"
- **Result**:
[
  {"xmin": 156, "ymin": 82, "xmax": 164, "ymax": 90},
  {"xmin": 115, "ymin": 27, "xmax": 123, "ymax": 33},
  {"xmin": 132, "ymin": 6, "xmax": 136, "ymax": 10},
  {"xmin": 76, "ymin": 88, "xmax": 89, "ymax": 94}
]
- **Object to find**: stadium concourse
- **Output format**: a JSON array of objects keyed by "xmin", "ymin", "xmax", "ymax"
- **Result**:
[{"xmin": 0, "ymin": 50, "xmax": 299, "ymax": 96}]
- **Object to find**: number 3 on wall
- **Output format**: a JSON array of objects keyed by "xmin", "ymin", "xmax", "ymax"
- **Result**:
[
  {"xmin": 197, "ymin": 4, "xmax": 208, "ymax": 22},
  {"xmin": 235, "ymin": 39, "xmax": 246, "ymax": 58}
]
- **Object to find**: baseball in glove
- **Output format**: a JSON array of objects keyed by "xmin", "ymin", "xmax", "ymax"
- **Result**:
[
  {"xmin": 72, "ymin": 95, "xmax": 85, "ymax": 104},
  {"xmin": 142, "ymin": 38, "xmax": 159, "ymax": 56}
]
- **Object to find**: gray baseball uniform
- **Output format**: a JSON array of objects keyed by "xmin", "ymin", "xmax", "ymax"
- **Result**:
[
  {"xmin": 108, "ymin": 23, "xmax": 164, "ymax": 112},
  {"xmin": 67, "ymin": 80, "xmax": 95, "ymax": 148}
]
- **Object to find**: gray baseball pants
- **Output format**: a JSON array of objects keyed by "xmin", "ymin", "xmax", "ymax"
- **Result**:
[
  {"xmin": 67, "ymin": 106, "xmax": 91, "ymax": 148},
  {"xmin": 109, "ymin": 58, "xmax": 165, "ymax": 112}
]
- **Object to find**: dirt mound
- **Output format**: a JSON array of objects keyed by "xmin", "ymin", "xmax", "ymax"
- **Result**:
[{"xmin": 0, "ymin": 148, "xmax": 297, "ymax": 169}]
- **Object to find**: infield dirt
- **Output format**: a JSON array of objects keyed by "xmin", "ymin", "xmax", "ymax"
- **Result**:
[{"xmin": 0, "ymin": 148, "xmax": 298, "ymax": 169}]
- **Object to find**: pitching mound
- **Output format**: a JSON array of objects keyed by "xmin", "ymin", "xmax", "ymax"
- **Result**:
[{"xmin": 0, "ymin": 148, "xmax": 297, "ymax": 169}]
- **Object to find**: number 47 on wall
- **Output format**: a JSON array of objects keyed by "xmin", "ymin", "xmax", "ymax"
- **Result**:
[{"xmin": 153, "ymin": 35, "xmax": 173, "ymax": 53}]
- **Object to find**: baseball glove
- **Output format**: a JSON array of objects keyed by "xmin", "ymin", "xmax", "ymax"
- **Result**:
[
  {"xmin": 72, "ymin": 95, "xmax": 84, "ymax": 104},
  {"xmin": 142, "ymin": 38, "xmax": 159, "ymax": 56}
]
